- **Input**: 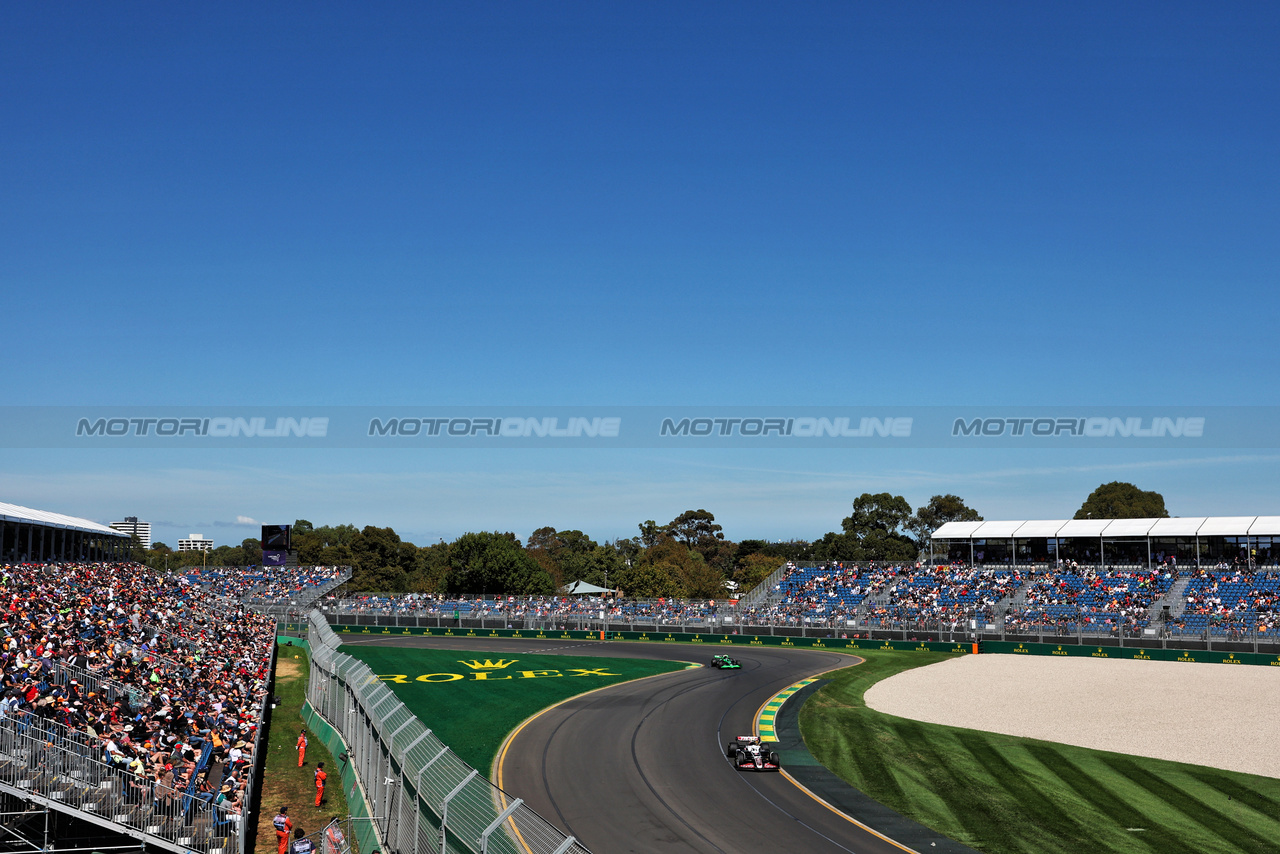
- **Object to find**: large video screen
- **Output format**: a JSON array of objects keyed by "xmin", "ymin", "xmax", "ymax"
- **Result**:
[{"xmin": 261, "ymin": 524, "xmax": 291, "ymax": 550}]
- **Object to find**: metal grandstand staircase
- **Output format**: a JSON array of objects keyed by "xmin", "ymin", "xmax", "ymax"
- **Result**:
[{"xmin": 1150, "ymin": 576, "xmax": 1191, "ymax": 623}]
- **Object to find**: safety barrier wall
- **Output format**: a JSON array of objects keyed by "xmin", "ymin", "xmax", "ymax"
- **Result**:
[
  {"xmin": 299, "ymin": 697, "xmax": 380, "ymax": 854},
  {"xmin": 305, "ymin": 610, "xmax": 591, "ymax": 854}
]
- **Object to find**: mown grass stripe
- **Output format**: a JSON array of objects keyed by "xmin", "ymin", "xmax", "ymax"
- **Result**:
[
  {"xmin": 1025, "ymin": 744, "xmax": 1189, "ymax": 854},
  {"xmin": 953, "ymin": 730, "xmax": 1085, "ymax": 850},
  {"xmin": 1103, "ymin": 756, "xmax": 1277, "ymax": 854},
  {"xmin": 1186, "ymin": 769, "xmax": 1280, "ymax": 822},
  {"xmin": 891, "ymin": 719, "xmax": 1006, "ymax": 849},
  {"xmin": 810, "ymin": 702, "xmax": 909, "ymax": 806}
]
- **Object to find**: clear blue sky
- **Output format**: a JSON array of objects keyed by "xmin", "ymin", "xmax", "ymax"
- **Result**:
[{"xmin": 3, "ymin": 3, "xmax": 1277, "ymax": 548}]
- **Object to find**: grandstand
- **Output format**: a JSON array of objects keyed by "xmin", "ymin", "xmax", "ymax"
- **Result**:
[
  {"xmin": 182, "ymin": 564, "xmax": 350, "ymax": 609},
  {"xmin": 0, "ymin": 561, "xmax": 285, "ymax": 854},
  {"xmin": 1171, "ymin": 567, "xmax": 1280, "ymax": 639},
  {"xmin": 322, "ymin": 551, "xmax": 1280, "ymax": 652},
  {"xmin": 0, "ymin": 501, "xmax": 130, "ymax": 563}
]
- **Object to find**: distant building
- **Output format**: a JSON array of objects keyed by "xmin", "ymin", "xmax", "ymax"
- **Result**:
[
  {"xmin": 177, "ymin": 534, "xmax": 214, "ymax": 552},
  {"xmin": 110, "ymin": 516, "xmax": 152, "ymax": 549}
]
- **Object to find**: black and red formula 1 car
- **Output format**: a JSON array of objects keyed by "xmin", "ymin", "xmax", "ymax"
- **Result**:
[{"xmin": 725, "ymin": 735, "xmax": 781, "ymax": 772}]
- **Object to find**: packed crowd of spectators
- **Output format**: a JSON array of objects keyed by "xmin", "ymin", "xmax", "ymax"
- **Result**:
[
  {"xmin": 331, "ymin": 593, "xmax": 730, "ymax": 626},
  {"xmin": 1173, "ymin": 567, "xmax": 1280, "ymax": 637},
  {"xmin": 868, "ymin": 564, "xmax": 1024, "ymax": 626},
  {"xmin": 182, "ymin": 564, "xmax": 346, "ymax": 605},
  {"xmin": 1004, "ymin": 567, "xmax": 1174, "ymax": 635},
  {"xmin": 322, "ymin": 560, "xmax": 1280, "ymax": 641},
  {"xmin": 744, "ymin": 562, "xmax": 904, "ymax": 626},
  {"xmin": 0, "ymin": 562, "xmax": 277, "ymax": 829}
]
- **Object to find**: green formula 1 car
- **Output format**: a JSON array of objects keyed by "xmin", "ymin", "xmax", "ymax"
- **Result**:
[{"xmin": 710, "ymin": 654, "xmax": 741, "ymax": 669}]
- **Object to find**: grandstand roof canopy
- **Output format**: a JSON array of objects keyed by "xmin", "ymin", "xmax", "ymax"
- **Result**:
[
  {"xmin": 0, "ymin": 501, "xmax": 126, "ymax": 537},
  {"xmin": 1148, "ymin": 517, "xmax": 1206, "ymax": 536},
  {"xmin": 1250, "ymin": 516, "xmax": 1280, "ymax": 536},
  {"xmin": 1056, "ymin": 518, "xmax": 1111, "ymax": 537},
  {"xmin": 935, "ymin": 520, "xmax": 985, "ymax": 538},
  {"xmin": 932, "ymin": 516, "xmax": 1280, "ymax": 539},
  {"xmin": 1098, "ymin": 517, "xmax": 1164, "ymax": 537},
  {"xmin": 969, "ymin": 520, "xmax": 1023, "ymax": 538},
  {"xmin": 1009, "ymin": 519, "xmax": 1070, "ymax": 537}
]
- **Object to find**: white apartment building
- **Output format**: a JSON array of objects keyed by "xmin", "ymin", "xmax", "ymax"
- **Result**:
[
  {"xmin": 110, "ymin": 516, "xmax": 152, "ymax": 549},
  {"xmin": 177, "ymin": 534, "xmax": 215, "ymax": 552}
]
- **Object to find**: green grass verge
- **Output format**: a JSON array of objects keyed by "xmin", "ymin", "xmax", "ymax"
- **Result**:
[
  {"xmin": 256, "ymin": 646, "xmax": 353, "ymax": 854},
  {"xmin": 341, "ymin": 646, "xmax": 688, "ymax": 770},
  {"xmin": 799, "ymin": 650, "xmax": 1280, "ymax": 854}
]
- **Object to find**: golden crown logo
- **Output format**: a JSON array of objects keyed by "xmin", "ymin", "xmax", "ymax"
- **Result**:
[{"xmin": 457, "ymin": 659, "xmax": 518, "ymax": 671}]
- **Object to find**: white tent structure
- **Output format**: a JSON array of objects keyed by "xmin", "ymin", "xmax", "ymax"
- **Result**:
[
  {"xmin": 930, "ymin": 516, "xmax": 1278, "ymax": 569},
  {"xmin": 561, "ymin": 580, "xmax": 617, "ymax": 596},
  {"xmin": 0, "ymin": 500, "xmax": 130, "ymax": 563}
]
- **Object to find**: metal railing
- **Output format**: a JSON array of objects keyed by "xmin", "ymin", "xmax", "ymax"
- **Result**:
[
  {"xmin": 0, "ymin": 629, "xmax": 272, "ymax": 854},
  {"xmin": 23, "ymin": 654, "xmax": 147, "ymax": 711},
  {"xmin": 306, "ymin": 610, "xmax": 589, "ymax": 854},
  {"xmin": 0, "ymin": 714, "xmax": 243, "ymax": 853}
]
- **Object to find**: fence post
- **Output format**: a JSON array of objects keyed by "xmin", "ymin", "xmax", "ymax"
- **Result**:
[
  {"xmin": 440, "ymin": 770, "xmax": 478, "ymax": 854},
  {"xmin": 479, "ymin": 798, "xmax": 523, "ymax": 854},
  {"xmin": 413, "ymin": 747, "xmax": 446, "ymax": 854}
]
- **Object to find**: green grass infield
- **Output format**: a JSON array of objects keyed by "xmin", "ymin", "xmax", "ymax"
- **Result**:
[
  {"xmin": 800, "ymin": 650, "xmax": 1280, "ymax": 854},
  {"xmin": 340, "ymin": 645, "xmax": 689, "ymax": 770}
]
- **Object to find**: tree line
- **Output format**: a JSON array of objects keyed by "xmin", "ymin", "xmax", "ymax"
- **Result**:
[{"xmin": 130, "ymin": 481, "xmax": 1167, "ymax": 598}]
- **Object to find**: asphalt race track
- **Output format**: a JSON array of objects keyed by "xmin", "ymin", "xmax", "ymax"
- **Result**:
[{"xmin": 340, "ymin": 635, "xmax": 915, "ymax": 854}]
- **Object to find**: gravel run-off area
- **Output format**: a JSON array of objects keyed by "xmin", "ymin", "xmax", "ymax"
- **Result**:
[{"xmin": 864, "ymin": 654, "xmax": 1280, "ymax": 779}]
